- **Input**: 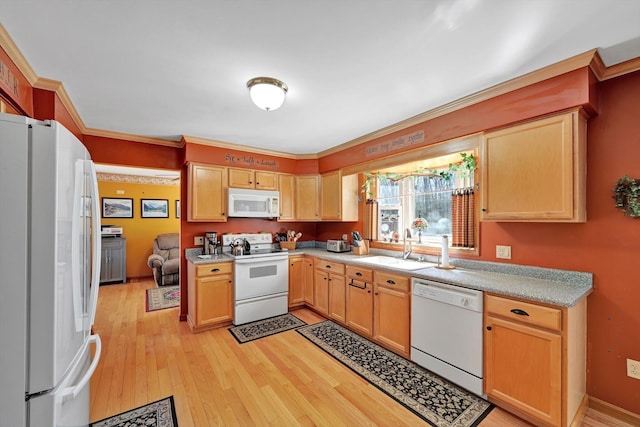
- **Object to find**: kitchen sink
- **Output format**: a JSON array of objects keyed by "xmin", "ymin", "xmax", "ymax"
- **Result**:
[{"xmin": 355, "ymin": 255, "xmax": 437, "ymax": 271}]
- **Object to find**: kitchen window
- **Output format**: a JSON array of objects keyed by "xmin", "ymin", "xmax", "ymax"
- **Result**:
[{"xmin": 366, "ymin": 150, "xmax": 476, "ymax": 251}]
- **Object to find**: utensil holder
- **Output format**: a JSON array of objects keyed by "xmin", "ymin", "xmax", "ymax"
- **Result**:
[{"xmin": 280, "ymin": 241, "xmax": 297, "ymax": 250}]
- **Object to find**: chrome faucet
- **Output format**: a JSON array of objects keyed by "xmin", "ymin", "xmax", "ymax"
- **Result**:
[{"xmin": 403, "ymin": 228, "xmax": 412, "ymax": 259}]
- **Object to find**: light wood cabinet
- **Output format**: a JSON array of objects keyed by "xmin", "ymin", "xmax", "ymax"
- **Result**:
[
  {"xmin": 303, "ymin": 258, "xmax": 315, "ymax": 305},
  {"xmin": 314, "ymin": 260, "xmax": 345, "ymax": 321},
  {"xmin": 187, "ymin": 262, "xmax": 234, "ymax": 333},
  {"xmin": 481, "ymin": 109, "xmax": 586, "ymax": 222},
  {"xmin": 373, "ymin": 271, "xmax": 411, "ymax": 357},
  {"xmin": 484, "ymin": 294, "xmax": 587, "ymax": 427},
  {"xmin": 187, "ymin": 163, "xmax": 227, "ymax": 222},
  {"xmin": 296, "ymin": 175, "xmax": 320, "ymax": 221},
  {"xmin": 278, "ymin": 173, "xmax": 296, "ymax": 221},
  {"xmin": 288, "ymin": 256, "xmax": 305, "ymax": 308},
  {"xmin": 228, "ymin": 168, "xmax": 277, "ymax": 190},
  {"xmin": 320, "ymin": 171, "xmax": 359, "ymax": 221},
  {"xmin": 345, "ymin": 265, "xmax": 374, "ymax": 337}
]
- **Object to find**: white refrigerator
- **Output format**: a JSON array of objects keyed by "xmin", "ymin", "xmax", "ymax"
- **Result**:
[{"xmin": 0, "ymin": 113, "xmax": 102, "ymax": 426}]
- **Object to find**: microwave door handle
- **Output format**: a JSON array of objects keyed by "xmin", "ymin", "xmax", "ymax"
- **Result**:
[{"xmin": 267, "ymin": 197, "xmax": 272, "ymax": 215}]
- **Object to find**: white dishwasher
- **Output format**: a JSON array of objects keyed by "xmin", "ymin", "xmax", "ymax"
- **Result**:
[{"xmin": 411, "ymin": 278, "xmax": 484, "ymax": 396}]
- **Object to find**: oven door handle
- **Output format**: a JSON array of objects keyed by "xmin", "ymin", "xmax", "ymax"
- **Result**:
[{"xmin": 234, "ymin": 256, "xmax": 288, "ymax": 265}]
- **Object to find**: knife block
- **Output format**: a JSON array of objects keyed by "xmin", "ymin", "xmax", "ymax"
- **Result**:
[{"xmin": 353, "ymin": 240, "xmax": 369, "ymax": 255}]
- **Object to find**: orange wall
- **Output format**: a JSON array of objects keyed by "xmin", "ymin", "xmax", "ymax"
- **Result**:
[{"xmin": 98, "ymin": 180, "xmax": 180, "ymax": 279}]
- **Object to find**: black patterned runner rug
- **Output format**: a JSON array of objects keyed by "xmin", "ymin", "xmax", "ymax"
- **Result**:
[
  {"xmin": 229, "ymin": 313, "xmax": 307, "ymax": 343},
  {"xmin": 90, "ymin": 396, "xmax": 178, "ymax": 426},
  {"xmin": 298, "ymin": 320, "xmax": 493, "ymax": 427}
]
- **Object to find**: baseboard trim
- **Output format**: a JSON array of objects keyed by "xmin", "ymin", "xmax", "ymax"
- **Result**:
[{"xmin": 589, "ymin": 396, "xmax": 640, "ymax": 425}]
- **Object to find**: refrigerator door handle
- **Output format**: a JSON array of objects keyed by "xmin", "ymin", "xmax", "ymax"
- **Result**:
[
  {"xmin": 60, "ymin": 334, "xmax": 101, "ymax": 402},
  {"xmin": 87, "ymin": 160, "xmax": 101, "ymax": 329},
  {"xmin": 71, "ymin": 159, "xmax": 85, "ymax": 332}
]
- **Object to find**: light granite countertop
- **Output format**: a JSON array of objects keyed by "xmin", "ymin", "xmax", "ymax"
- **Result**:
[{"xmin": 185, "ymin": 245, "xmax": 593, "ymax": 307}]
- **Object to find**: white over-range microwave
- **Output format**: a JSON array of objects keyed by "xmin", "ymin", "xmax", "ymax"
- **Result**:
[{"xmin": 228, "ymin": 188, "xmax": 280, "ymax": 218}]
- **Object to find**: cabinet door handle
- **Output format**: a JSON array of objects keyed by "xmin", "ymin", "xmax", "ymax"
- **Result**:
[
  {"xmin": 374, "ymin": 292, "xmax": 379, "ymax": 296},
  {"xmin": 211, "ymin": 268, "xmax": 220, "ymax": 272},
  {"xmin": 510, "ymin": 308, "xmax": 530, "ymax": 316},
  {"xmin": 482, "ymin": 208, "xmax": 487, "ymax": 212},
  {"xmin": 486, "ymin": 326, "xmax": 492, "ymax": 331},
  {"xmin": 367, "ymin": 290, "xmax": 372, "ymax": 294},
  {"xmin": 386, "ymin": 279, "xmax": 396, "ymax": 285}
]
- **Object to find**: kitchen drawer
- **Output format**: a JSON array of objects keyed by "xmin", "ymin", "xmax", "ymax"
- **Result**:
[
  {"xmin": 374, "ymin": 271, "xmax": 410, "ymax": 292},
  {"xmin": 195, "ymin": 262, "xmax": 233, "ymax": 277},
  {"xmin": 486, "ymin": 294, "xmax": 562, "ymax": 331},
  {"xmin": 346, "ymin": 265, "xmax": 373, "ymax": 282},
  {"xmin": 316, "ymin": 260, "xmax": 345, "ymax": 275}
]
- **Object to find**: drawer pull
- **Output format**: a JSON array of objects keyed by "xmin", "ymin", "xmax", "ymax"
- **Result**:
[
  {"xmin": 386, "ymin": 279, "xmax": 396, "ymax": 285},
  {"xmin": 211, "ymin": 268, "xmax": 220, "ymax": 273},
  {"xmin": 510, "ymin": 308, "xmax": 530, "ymax": 316},
  {"xmin": 326, "ymin": 265, "xmax": 331, "ymax": 269},
  {"xmin": 356, "ymin": 272, "xmax": 362, "ymax": 276}
]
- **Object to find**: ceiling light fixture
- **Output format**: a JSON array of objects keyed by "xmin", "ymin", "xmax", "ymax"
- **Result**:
[{"xmin": 247, "ymin": 77, "xmax": 288, "ymax": 111}]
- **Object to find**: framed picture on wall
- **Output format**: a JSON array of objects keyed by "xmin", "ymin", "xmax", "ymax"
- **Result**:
[
  {"xmin": 141, "ymin": 199, "xmax": 169, "ymax": 218},
  {"xmin": 176, "ymin": 200, "xmax": 180, "ymax": 218},
  {"xmin": 102, "ymin": 197, "xmax": 133, "ymax": 218}
]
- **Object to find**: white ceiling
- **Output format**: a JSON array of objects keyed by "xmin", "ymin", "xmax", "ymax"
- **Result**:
[{"xmin": 2, "ymin": 1, "xmax": 640, "ymax": 155}]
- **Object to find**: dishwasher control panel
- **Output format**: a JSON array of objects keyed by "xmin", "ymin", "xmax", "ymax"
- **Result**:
[{"xmin": 412, "ymin": 279, "xmax": 483, "ymax": 312}]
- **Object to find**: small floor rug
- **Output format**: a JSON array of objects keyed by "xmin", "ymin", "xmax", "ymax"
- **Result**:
[
  {"xmin": 229, "ymin": 313, "xmax": 307, "ymax": 343},
  {"xmin": 146, "ymin": 286, "xmax": 180, "ymax": 312},
  {"xmin": 90, "ymin": 396, "xmax": 178, "ymax": 427},
  {"xmin": 297, "ymin": 320, "xmax": 493, "ymax": 427}
]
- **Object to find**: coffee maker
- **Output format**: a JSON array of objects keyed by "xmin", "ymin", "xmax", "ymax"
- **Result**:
[{"xmin": 204, "ymin": 232, "xmax": 218, "ymax": 256}]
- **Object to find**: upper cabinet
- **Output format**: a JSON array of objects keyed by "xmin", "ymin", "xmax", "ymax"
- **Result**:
[
  {"xmin": 296, "ymin": 175, "xmax": 320, "ymax": 221},
  {"xmin": 228, "ymin": 168, "xmax": 278, "ymax": 190},
  {"xmin": 481, "ymin": 109, "xmax": 586, "ymax": 222},
  {"xmin": 320, "ymin": 171, "xmax": 358, "ymax": 222},
  {"xmin": 187, "ymin": 163, "xmax": 228, "ymax": 222},
  {"xmin": 278, "ymin": 173, "xmax": 296, "ymax": 221}
]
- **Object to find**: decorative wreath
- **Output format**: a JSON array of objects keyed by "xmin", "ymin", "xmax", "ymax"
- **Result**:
[{"xmin": 613, "ymin": 176, "xmax": 640, "ymax": 218}]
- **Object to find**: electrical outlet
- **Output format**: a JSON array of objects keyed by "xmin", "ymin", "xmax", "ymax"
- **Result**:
[
  {"xmin": 496, "ymin": 245, "xmax": 512, "ymax": 259},
  {"xmin": 627, "ymin": 359, "xmax": 640, "ymax": 380},
  {"xmin": 194, "ymin": 236, "xmax": 204, "ymax": 245}
]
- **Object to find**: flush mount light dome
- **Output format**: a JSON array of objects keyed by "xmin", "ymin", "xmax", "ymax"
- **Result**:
[{"xmin": 247, "ymin": 77, "xmax": 288, "ymax": 111}]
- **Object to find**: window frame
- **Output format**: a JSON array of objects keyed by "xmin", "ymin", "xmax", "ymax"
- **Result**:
[{"xmin": 345, "ymin": 134, "xmax": 480, "ymax": 257}]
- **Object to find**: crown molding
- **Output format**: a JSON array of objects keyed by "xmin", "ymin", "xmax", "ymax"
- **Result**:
[
  {"xmin": 318, "ymin": 50, "xmax": 601, "ymax": 158},
  {"xmin": 85, "ymin": 127, "xmax": 184, "ymax": 148},
  {"xmin": 33, "ymin": 77, "xmax": 87, "ymax": 132},
  {"xmin": 0, "ymin": 23, "xmax": 37, "ymax": 84},
  {"xmin": 600, "ymin": 56, "xmax": 640, "ymax": 81},
  {"xmin": 182, "ymin": 135, "xmax": 318, "ymax": 160}
]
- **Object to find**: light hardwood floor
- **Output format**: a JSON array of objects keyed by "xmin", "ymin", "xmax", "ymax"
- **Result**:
[{"xmin": 90, "ymin": 279, "xmax": 634, "ymax": 426}]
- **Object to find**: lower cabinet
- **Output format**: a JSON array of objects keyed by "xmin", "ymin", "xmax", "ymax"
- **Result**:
[
  {"xmin": 313, "ymin": 259, "xmax": 345, "ymax": 321},
  {"xmin": 100, "ymin": 237, "xmax": 126, "ymax": 284},
  {"xmin": 343, "ymin": 265, "xmax": 410, "ymax": 357},
  {"xmin": 187, "ymin": 261, "xmax": 233, "ymax": 333},
  {"xmin": 303, "ymin": 258, "xmax": 314, "ymax": 305},
  {"xmin": 345, "ymin": 265, "xmax": 374, "ymax": 337},
  {"xmin": 372, "ymin": 271, "xmax": 411, "ymax": 357},
  {"xmin": 484, "ymin": 293, "xmax": 587, "ymax": 427},
  {"xmin": 288, "ymin": 256, "xmax": 305, "ymax": 308}
]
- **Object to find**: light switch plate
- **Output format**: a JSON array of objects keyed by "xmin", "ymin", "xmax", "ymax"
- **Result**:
[{"xmin": 496, "ymin": 245, "xmax": 512, "ymax": 259}]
